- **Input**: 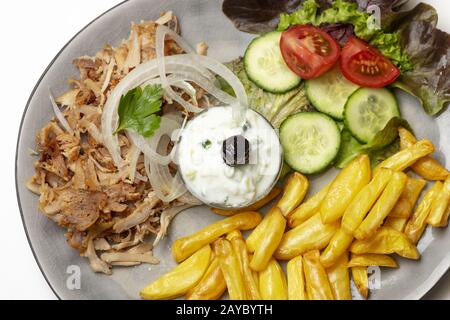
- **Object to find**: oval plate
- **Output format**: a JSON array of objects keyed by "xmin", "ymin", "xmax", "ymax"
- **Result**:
[{"xmin": 16, "ymin": 0, "xmax": 450, "ymax": 299}]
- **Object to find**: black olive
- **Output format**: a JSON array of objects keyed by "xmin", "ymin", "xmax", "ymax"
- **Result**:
[{"xmin": 222, "ymin": 135, "xmax": 250, "ymax": 166}]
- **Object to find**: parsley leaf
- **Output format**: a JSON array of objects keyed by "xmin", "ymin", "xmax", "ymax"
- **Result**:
[
  {"xmin": 202, "ymin": 140, "xmax": 212, "ymax": 149},
  {"xmin": 114, "ymin": 84, "xmax": 163, "ymax": 137}
]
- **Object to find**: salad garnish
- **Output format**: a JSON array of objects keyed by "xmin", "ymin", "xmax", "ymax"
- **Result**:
[
  {"xmin": 114, "ymin": 84, "xmax": 163, "ymax": 137},
  {"xmin": 280, "ymin": 25, "xmax": 341, "ymax": 79},
  {"xmin": 223, "ymin": 0, "xmax": 450, "ymax": 115}
]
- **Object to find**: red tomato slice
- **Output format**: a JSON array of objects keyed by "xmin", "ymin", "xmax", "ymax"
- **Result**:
[
  {"xmin": 340, "ymin": 37, "xmax": 400, "ymax": 88},
  {"xmin": 280, "ymin": 25, "xmax": 341, "ymax": 80}
]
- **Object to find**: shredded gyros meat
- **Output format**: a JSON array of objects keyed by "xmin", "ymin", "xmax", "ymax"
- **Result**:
[{"xmin": 27, "ymin": 13, "xmax": 202, "ymax": 274}]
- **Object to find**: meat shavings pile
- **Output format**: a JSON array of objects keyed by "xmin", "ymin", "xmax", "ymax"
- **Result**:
[{"xmin": 26, "ymin": 12, "xmax": 203, "ymax": 274}]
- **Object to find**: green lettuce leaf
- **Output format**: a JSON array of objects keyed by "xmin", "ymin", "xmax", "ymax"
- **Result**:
[
  {"xmin": 220, "ymin": 58, "xmax": 312, "ymax": 128},
  {"xmin": 319, "ymin": 0, "xmax": 380, "ymax": 40},
  {"xmin": 370, "ymin": 32, "xmax": 412, "ymax": 72},
  {"xmin": 335, "ymin": 117, "xmax": 412, "ymax": 168},
  {"xmin": 278, "ymin": 0, "xmax": 320, "ymax": 30},
  {"xmin": 278, "ymin": 0, "xmax": 378, "ymax": 39}
]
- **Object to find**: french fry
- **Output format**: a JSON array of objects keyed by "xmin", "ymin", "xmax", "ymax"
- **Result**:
[
  {"xmin": 276, "ymin": 172, "xmax": 309, "ymax": 217},
  {"xmin": 384, "ymin": 217, "xmax": 408, "ymax": 232},
  {"xmin": 251, "ymin": 256, "xmax": 260, "ymax": 290},
  {"xmin": 351, "ymin": 227, "xmax": 419, "ymax": 260},
  {"xmin": 399, "ymin": 128, "xmax": 449, "ymax": 181},
  {"xmin": 140, "ymin": 245, "xmax": 211, "ymax": 300},
  {"xmin": 226, "ymin": 230, "xmax": 242, "ymax": 241},
  {"xmin": 439, "ymin": 206, "xmax": 450, "ymax": 227},
  {"xmin": 320, "ymin": 155, "xmax": 371, "ymax": 224},
  {"xmin": 287, "ymin": 256, "xmax": 307, "ymax": 300},
  {"xmin": 227, "ymin": 231, "xmax": 261, "ymax": 300},
  {"xmin": 373, "ymin": 139, "xmax": 434, "ymax": 175},
  {"xmin": 211, "ymin": 187, "xmax": 282, "ymax": 216},
  {"xmin": 303, "ymin": 250, "xmax": 334, "ymax": 300},
  {"xmin": 405, "ymin": 181, "xmax": 443, "ymax": 244},
  {"xmin": 327, "ymin": 252, "xmax": 351, "ymax": 300},
  {"xmin": 172, "ymin": 211, "xmax": 262, "ymax": 262},
  {"xmin": 427, "ymin": 177, "xmax": 450, "ymax": 227},
  {"xmin": 274, "ymin": 214, "xmax": 339, "ymax": 260},
  {"xmin": 389, "ymin": 177, "xmax": 426, "ymax": 218},
  {"xmin": 410, "ymin": 158, "xmax": 450, "ymax": 181},
  {"xmin": 214, "ymin": 239, "xmax": 247, "ymax": 300},
  {"xmin": 320, "ymin": 228, "xmax": 354, "ymax": 268},
  {"xmin": 341, "ymin": 168, "xmax": 393, "ymax": 234},
  {"xmin": 355, "ymin": 172, "xmax": 407, "ymax": 240},
  {"xmin": 259, "ymin": 258, "xmax": 288, "ymax": 300},
  {"xmin": 186, "ymin": 256, "xmax": 227, "ymax": 300},
  {"xmin": 247, "ymin": 253, "xmax": 260, "ymax": 289},
  {"xmin": 246, "ymin": 209, "xmax": 273, "ymax": 253},
  {"xmin": 288, "ymin": 182, "xmax": 332, "ymax": 228},
  {"xmin": 389, "ymin": 198, "xmax": 412, "ymax": 219},
  {"xmin": 351, "ymin": 266, "xmax": 369, "ymax": 299},
  {"xmin": 249, "ymin": 208, "xmax": 286, "ymax": 271},
  {"xmin": 348, "ymin": 254, "xmax": 398, "ymax": 268}
]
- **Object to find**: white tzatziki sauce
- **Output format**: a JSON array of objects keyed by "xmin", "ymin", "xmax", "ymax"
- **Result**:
[{"xmin": 177, "ymin": 106, "xmax": 282, "ymax": 208}]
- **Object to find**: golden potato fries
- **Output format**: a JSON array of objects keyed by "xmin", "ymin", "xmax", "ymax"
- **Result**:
[
  {"xmin": 288, "ymin": 182, "xmax": 331, "ymax": 228},
  {"xmin": 374, "ymin": 139, "xmax": 434, "ymax": 175},
  {"xmin": 427, "ymin": 177, "xmax": 450, "ymax": 227},
  {"xmin": 351, "ymin": 266, "xmax": 368, "ymax": 299},
  {"xmin": 320, "ymin": 155, "xmax": 371, "ymax": 224},
  {"xmin": 303, "ymin": 250, "xmax": 334, "ymax": 300},
  {"xmin": 405, "ymin": 181, "xmax": 443, "ymax": 244},
  {"xmin": 351, "ymin": 227, "xmax": 419, "ymax": 260},
  {"xmin": 341, "ymin": 168, "xmax": 393, "ymax": 234},
  {"xmin": 250, "ymin": 208, "xmax": 286, "ymax": 271},
  {"xmin": 172, "ymin": 211, "xmax": 262, "ymax": 262},
  {"xmin": 287, "ymin": 256, "xmax": 307, "ymax": 300},
  {"xmin": 274, "ymin": 214, "xmax": 339, "ymax": 260},
  {"xmin": 320, "ymin": 228, "xmax": 354, "ymax": 268},
  {"xmin": 327, "ymin": 252, "xmax": 351, "ymax": 300},
  {"xmin": 411, "ymin": 158, "xmax": 450, "ymax": 181},
  {"xmin": 246, "ymin": 209, "xmax": 273, "ymax": 253},
  {"xmin": 348, "ymin": 254, "xmax": 398, "ymax": 268},
  {"xmin": 277, "ymin": 172, "xmax": 309, "ymax": 217},
  {"xmin": 226, "ymin": 230, "xmax": 241, "ymax": 241},
  {"xmin": 186, "ymin": 256, "xmax": 226, "ymax": 300},
  {"xmin": 384, "ymin": 217, "xmax": 408, "ymax": 232},
  {"xmin": 159, "ymin": 125, "xmax": 450, "ymax": 302},
  {"xmin": 259, "ymin": 258, "xmax": 288, "ymax": 300},
  {"xmin": 140, "ymin": 245, "xmax": 211, "ymax": 300},
  {"xmin": 251, "ymin": 262, "xmax": 259, "ymax": 290},
  {"xmin": 389, "ymin": 177, "xmax": 426, "ymax": 218},
  {"xmin": 439, "ymin": 206, "xmax": 450, "ymax": 227},
  {"xmin": 399, "ymin": 128, "xmax": 449, "ymax": 181},
  {"xmin": 355, "ymin": 172, "xmax": 407, "ymax": 240},
  {"xmin": 227, "ymin": 231, "xmax": 261, "ymax": 300},
  {"xmin": 214, "ymin": 239, "xmax": 247, "ymax": 300},
  {"xmin": 211, "ymin": 187, "xmax": 282, "ymax": 216}
]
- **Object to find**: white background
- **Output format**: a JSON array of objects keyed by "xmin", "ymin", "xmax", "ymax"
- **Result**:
[{"xmin": 0, "ymin": 0, "xmax": 449, "ymax": 299}]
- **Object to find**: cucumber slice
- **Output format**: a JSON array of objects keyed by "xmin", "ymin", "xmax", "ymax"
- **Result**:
[
  {"xmin": 305, "ymin": 65, "xmax": 359, "ymax": 120},
  {"xmin": 280, "ymin": 112, "xmax": 341, "ymax": 174},
  {"xmin": 244, "ymin": 31, "xmax": 301, "ymax": 93},
  {"xmin": 344, "ymin": 88, "xmax": 400, "ymax": 143}
]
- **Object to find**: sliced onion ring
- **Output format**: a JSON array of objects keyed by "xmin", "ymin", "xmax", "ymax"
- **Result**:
[
  {"xmin": 156, "ymin": 25, "xmax": 204, "ymax": 113},
  {"xmin": 144, "ymin": 116, "xmax": 187, "ymax": 202}
]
